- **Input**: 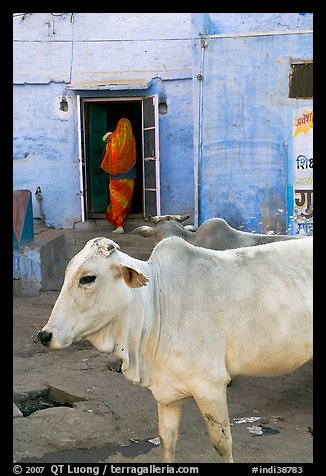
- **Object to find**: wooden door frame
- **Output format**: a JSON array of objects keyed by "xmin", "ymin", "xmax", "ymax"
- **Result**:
[{"xmin": 79, "ymin": 96, "xmax": 152, "ymax": 220}]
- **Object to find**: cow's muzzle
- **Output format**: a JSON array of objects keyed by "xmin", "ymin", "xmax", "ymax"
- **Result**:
[{"xmin": 38, "ymin": 330, "xmax": 52, "ymax": 346}]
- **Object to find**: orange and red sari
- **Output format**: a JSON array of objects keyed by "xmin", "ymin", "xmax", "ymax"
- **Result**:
[
  {"xmin": 101, "ymin": 118, "xmax": 137, "ymax": 227},
  {"xmin": 105, "ymin": 178, "xmax": 135, "ymax": 227},
  {"xmin": 100, "ymin": 118, "xmax": 136, "ymax": 176}
]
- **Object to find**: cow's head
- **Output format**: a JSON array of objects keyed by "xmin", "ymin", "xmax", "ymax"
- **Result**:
[
  {"xmin": 38, "ymin": 237, "xmax": 149, "ymax": 352},
  {"xmin": 132, "ymin": 214, "xmax": 197, "ymax": 243},
  {"xmin": 146, "ymin": 214, "xmax": 191, "ymax": 225}
]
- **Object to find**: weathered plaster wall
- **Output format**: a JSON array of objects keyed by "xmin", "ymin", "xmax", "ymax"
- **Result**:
[
  {"xmin": 13, "ymin": 13, "xmax": 195, "ymax": 227},
  {"xmin": 199, "ymin": 33, "xmax": 313, "ymax": 232},
  {"xmin": 13, "ymin": 82, "xmax": 80, "ymax": 227},
  {"xmin": 207, "ymin": 12, "xmax": 313, "ymax": 34},
  {"xmin": 193, "ymin": 13, "xmax": 313, "ymax": 231},
  {"xmin": 158, "ymin": 78, "xmax": 194, "ymax": 214},
  {"xmin": 13, "ymin": 13, "xmax": 313, "ymax": 229}
]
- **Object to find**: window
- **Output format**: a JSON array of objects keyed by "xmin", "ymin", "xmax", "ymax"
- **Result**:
[{"xmin": 289, "ymin": 62, "xmax": 313, "ymax": 99}]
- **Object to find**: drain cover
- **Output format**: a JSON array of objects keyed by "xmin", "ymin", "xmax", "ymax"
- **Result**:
[{"xmin": 13, "ymin": 386, "xmax": 86, "ymax": 417}]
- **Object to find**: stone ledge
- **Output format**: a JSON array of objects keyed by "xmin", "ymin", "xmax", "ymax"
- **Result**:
[{"xmin": 13, "ymin": 230, "xmax": 65, "ymax": 296}]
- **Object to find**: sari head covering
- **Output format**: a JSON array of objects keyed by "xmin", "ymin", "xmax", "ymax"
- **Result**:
[{"xmin": 101, "ymin": 118, "xmax": 136, "ymax": 176}]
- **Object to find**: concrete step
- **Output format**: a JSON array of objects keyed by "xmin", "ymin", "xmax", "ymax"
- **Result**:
[
  {"xmin": 61, "ymin": 237, "xmax": 154, "ymax": 257},
  {"xmin": 60, "ymin": 219, "xmax": 155, "ymax": 260},
  {"xmin": 14, "ymin": 219, "xmax": 156, "ymax": 295},
  {"xmin": 62, "ymin": 229, "xmax": 155, "ymax": 248},
  {"xmin": 42, "ymin": 272, "xmax": 65, "ymax": 292},
  {"xmin": 49, "ymin": 244, "xmax": 154, "ymax": 292},
  {"xmin": 13, "ymin": 229, "xmax": 66, "ymax": 296},
  {"xmin": 63, "ymin": 234, "xmax": 155, "ymax": 252},
  {"xmin": 49, "ymin": 220, "xmax": 155, "ymax": 291}
]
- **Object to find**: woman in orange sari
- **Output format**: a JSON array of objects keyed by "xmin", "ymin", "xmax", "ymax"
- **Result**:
[{"xmin": 101, "ymin": 118, "xmax": 137, "ymax": 234}]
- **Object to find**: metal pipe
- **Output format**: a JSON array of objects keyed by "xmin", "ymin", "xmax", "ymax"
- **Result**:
[
  {"xmin": 282, "ymin": 141, "xmax": 289, "ymax": 234},
  {"xmin": 77, "ymin": 94, "xmax": 86, "ymax": 222},
  {"xmin": 204, "ymin": 29, "xmax": 313, "ymax": 39},
  {"xmin": 35, "ymin": 186, "xmax": 45, "ymax": 225},
  {"xmin": 195, "ymin": 38, "xmax": 207, "ymax": 227}
]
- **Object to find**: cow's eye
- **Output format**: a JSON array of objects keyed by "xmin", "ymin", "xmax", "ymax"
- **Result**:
[{"xmin": 79, "ymin": 275, "xmax": 96, "ymax": 285}]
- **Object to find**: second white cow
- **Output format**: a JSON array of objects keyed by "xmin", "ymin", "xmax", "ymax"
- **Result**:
[
  {"xmin": 133, "ymin": 214, "xmax": 299, "ymax": 250},
  {"xmin": 38, "ymin": 236, "xmax": 313, "ymax": 463}
]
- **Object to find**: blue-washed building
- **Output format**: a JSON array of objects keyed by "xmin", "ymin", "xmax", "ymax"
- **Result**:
[{"xmin": 13, "ymin": 13, "xmax": 313, "ymax": 234}]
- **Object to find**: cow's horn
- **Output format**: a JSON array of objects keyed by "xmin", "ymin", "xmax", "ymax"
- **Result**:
[{"xmin": 96, "ymin": 238, "xmax": 120, "ymax": 257}]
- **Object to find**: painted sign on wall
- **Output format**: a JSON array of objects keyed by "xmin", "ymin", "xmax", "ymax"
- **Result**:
[{"xmin": 293, "ymin": 108, "xmax": 313, "ymax": 235}]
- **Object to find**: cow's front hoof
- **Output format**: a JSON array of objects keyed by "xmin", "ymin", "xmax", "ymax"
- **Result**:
[{"xmin": 38, "ymin": 330, "xmax": 52, "ymax": 345}]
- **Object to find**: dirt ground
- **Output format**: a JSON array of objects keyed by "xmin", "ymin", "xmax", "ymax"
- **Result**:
[{"xmin": 13, "ymin": 290, "xmax": 313, "ymax": 465}]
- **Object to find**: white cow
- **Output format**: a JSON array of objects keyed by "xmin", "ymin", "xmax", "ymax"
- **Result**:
[
  {"xmin": 133, "ymin": 214, "xmax": 299, "ymax": 250},
  {"xmin": 38, "ymin": 236, "xmax": 313, "ymax": 463}
]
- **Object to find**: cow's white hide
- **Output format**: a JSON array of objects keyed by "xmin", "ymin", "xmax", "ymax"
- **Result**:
[
  {"xmin": 133, "ymin": 215, "xmax": 300, "ymax": 250},
  {"xmin": 39, "ymin": 236, "xmax": 313, "ymax": 463}
]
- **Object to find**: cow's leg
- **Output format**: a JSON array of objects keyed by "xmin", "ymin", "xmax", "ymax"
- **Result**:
[
  {"xmin": 157, "ymin": 401, "xmax": 183, "ymax": 463},
  {"xmin": 194, "ymin": 387, "xmax": 233, "ymax": 463}
]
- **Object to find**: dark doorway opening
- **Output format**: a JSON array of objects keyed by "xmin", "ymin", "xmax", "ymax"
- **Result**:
[{"xmin": 85, "ymin": 100, "xmax": 143, "ymax": 218}]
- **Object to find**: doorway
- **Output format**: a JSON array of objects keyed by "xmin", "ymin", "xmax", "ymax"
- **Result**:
[
  {"xmin": 85, "ymin": 100, "xmax": 143, "ymax": 218},
  {"xmin": 79, "ymin": 96, "xmax": 160, "ymax": 221}
]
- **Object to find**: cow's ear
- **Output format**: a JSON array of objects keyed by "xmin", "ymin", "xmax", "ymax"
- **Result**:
[
  {"xmin": 132, "ymin": 226, "xmax": 155, "ymax": 238},
  {"xmin": 119, "ymin": 264, "xmax": 149, "ymax": 288}
]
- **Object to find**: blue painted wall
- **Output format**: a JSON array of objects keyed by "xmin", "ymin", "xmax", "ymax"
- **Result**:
[
  {"xmin": 13, "ymin": 82, "xmax": 80, "ymax": 227},
  {"xmin": 13, "ymin": 13, "xmax": 313, "ymax": 230},
  {"xmin": 193, "ymin": 14, "xmax": 313, "ymax": 232},
  {"xmin": 13, "ymin": 13, "xmax": 194, "ymax": 227},
  {"xmin": 207, "ymin": 12, "xmax": 313, "ymax": 34}
]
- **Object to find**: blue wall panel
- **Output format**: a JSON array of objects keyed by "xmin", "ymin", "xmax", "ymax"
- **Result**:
[{"xmin": 199, "ymin": 32, "xmax": 313, "ymax": 233}]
